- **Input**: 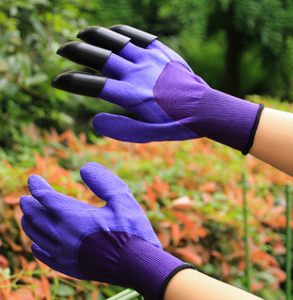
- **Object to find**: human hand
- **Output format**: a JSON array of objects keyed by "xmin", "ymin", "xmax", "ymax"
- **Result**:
[
  {"xmin": 20, "ymin": 162, "xmax": 193, "ymax": 299},
  {"xmin": 52, "ymin": 25, "xmax": 263, "ymax": 154}
]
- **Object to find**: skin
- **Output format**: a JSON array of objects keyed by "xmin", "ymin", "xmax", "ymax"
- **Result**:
[
  {"xmin": 249, "ymin": 107, "xmax": 293, "ymax": 176},
  {"xmin": 164, "ymin": 269, "xmax": 263, "ymax": 300}
]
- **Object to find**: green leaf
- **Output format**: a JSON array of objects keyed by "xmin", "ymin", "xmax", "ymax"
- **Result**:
[
  {"xmin": 54, "ymin": 283, "xmax": 75, "ymax": 296},
  {"xmin": 29, "ymin": 15, "xmax": 47, "ymax": 38},
  {"xmin": 0, "ymin": 31, "xmax": 19, "ymax": 47},
  {"xmin": 25, "ymin": 73, "xmax": 48, "ymax": 86}
]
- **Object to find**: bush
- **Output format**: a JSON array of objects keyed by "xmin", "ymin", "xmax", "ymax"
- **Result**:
[
  {"xmin": 0, "ymin": 0, "xmax": 108, "ymax": 149},
  {"xmin": 1, "ymin": 96, "xmax": 293, "ymax": 299}
]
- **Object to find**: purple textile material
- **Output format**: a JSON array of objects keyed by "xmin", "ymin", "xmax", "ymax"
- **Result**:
[
  {"xmin": 20, "ymin": 162, "xmax": 186, "ymax": 299},
  {"xmin": 94, "ymin": 39, "xmax": 198, "ymax": 142},
  {"xmin": 78, "ymin": 232, "xmax": 184, "ymax": 300},
  {"xmin": 93, "ymin": 38, "xmax": 261, "ymax": 152},
  {"xmin": 153, "ymin": 61, "xmax": 260, "ymax": 151},
  {"xmin": 153, "ymin": 61, "xmax": 208, "ymax": 121}
]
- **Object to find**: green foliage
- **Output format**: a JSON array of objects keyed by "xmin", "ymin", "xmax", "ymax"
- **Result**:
[
  {"xmin": 206, "ymin": 0, "xmax": 293, "ymax": 98},
  {"xmin": 0, "ymin": 0, "xmax": 103, "ymax": 149}
]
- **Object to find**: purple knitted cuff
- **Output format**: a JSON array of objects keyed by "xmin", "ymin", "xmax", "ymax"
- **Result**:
[
  {"xmin": 119, "ymin": 235, "xmax": 195, "ymax": 300},
  {"xmin": 180, "ymin": 88, "xmax": 264, "ymax": 153}
]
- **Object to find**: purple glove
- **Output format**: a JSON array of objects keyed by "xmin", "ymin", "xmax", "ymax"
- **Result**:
[
  {"xmin": 20, "ymin": 162, "xmax": 194, "ymax": 300},
  {"xmin": 52, "ymin": 25, "xmax": 264, "ymax": 154}
]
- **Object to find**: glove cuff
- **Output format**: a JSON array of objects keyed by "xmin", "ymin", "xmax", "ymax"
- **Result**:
[
  {"xmin": 180, "ymin": 88, "xmax": 264, "ymax": 153},
  {"xmin": 241, "ymin": 103, "xmax": 264, "ymax": 155},
  {"xmin": 119, "ymin": 235, "xmax": 195, "ymax": 300}
]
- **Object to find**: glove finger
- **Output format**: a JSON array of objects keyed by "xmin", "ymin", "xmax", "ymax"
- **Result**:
[
  {"xmin": 51, "ymin": 72, "xmax": 106, "ymax": 98},
  {"xmin": 99, "ymin": 78, "xmax": 143, "ymax": 111},
  {"xmin": 77, "ymin": 26, "xmax": 130, "ymax": 54},
  {"xmin": 77, "ymin": 26, "xmax": 148, "ymax": 64},
  {"xmin": 20, "ymin": 195, "xmax": 58, "ymax": 240},
  {"xmin": 109, "ymin": 24, "xmax": 157, "ymax": 48},
  {"xmin": 147, "ymin": 40, "xmax": 208, "ymax": 85},
  {"xmin": 31, "ymin": 243, "xmax": 63, "ymax": 274},
  {"xmin": 57, "ymin": 42, "xmax": 133, "ymax": 79},
  {"xmin": 21, "ymin": 216, "xmax": 56, "ymax": 254},
  {"xmin": 27, "ymin": 175, "xmax": 80, "ymax": 213},
  {"xmin": 80, "ymin": 162, "xmax": 135, "ymax": 208},
  {"xmin": 93, "ymin": 113, "xmax": 198, "ymax": 142},
  {"xmin": 51, "ymin": 73, "xmax": 136, "ymax": 111},
  {"xmin": 147, "ymin": 39, "xmax": 194, "ymax": 73},
  {"xmin": 57, "ymin": 41, "xmax": 111, "ymax": 71}
]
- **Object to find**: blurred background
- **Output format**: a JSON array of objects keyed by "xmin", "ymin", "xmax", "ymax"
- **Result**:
[{"xmin": 1, "ymin": 1, "xmax": 293, "ymax": 299}]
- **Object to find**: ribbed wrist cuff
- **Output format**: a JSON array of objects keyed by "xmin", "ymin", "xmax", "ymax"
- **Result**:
[
  {"xmin": 119, "ymin": 235, "xmax": 195, "ymax": 300},
  {"xmin": 241, "ymin": 103, "xmax": 264, "ymax": 155},
  {"xmin": 181, "ymin": 88, "xmax": 264, "ymax": 152}
]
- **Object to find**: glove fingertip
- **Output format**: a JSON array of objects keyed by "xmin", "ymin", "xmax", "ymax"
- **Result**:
[
  {"xmin": 19, "ymin": 195, "xmax": 31, "ymax": 211},
  {"xmin": 20, "ymin": 214, "xmax": 27, "ymax": 230},
  {"xmin": 92, "ymin": 112, "xmax": 112, "ymax": 131},
  {"xmin": 28, "ymin": 175, "xmax": 53, "ymax": 192},
  {"xmin": 80, "ymin": 162, "xmax": 102, "ymax": 179},
  {"xmin": 31, "ymin": 242, "xmax": 39, "ymax": 254},
  {"xmin": 31, "ymin": 243, "xmax": 50, "ymax": 263},
  {"xmin": 80, "ymin": 162, "xmax": 112, "ymax": 187},
  {"xmin": 27, "ymin": 174, "xmax": 40, "ymax": 186},
  {"xmin": 21, "ymin": 215, "xmax": 33, "ymax": 235},
  {"xmin": 92, "ymin": 113, "xmax": 133, "ymax": 140},
  {"xmin": 31, "ymin": 243, "xmax": 51, "ymax": 267}
]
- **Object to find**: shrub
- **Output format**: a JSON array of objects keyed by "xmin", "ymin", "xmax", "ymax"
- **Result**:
[{"xmin": 1, "ymin": 94, "xmax": 293, "ymax": 299}]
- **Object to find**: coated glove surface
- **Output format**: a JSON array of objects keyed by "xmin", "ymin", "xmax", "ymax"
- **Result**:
[
  {"xmin": 53, "ymin": 25, "xmax": 263, "ymax": 154},
  {"xmin": 20, "ymin": 162, "xmax": 192, "ymax": 300}
]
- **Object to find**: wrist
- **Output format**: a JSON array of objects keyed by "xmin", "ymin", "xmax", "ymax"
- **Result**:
[{"xmin": 119, "ymin": 235, "xmax": 195, "ymax": 300}]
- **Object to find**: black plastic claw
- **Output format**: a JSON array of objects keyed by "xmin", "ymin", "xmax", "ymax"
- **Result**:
[
  {"xmin": 51, "ymin": 72, "xmax": 106, "ymax": 98},
  {"xmin": 57, "ymin": 42, "xmax": 111, "ymax": 71},
  {"xmin": 77, "ymin": 26, "xmax": 131, "ymax": 54},
  {"xmin": 109, "ymin": 25, "xmax": 157, "ymax": 48}
]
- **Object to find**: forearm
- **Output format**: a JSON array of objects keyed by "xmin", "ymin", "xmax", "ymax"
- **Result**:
[
  {"xmin": 164, "ymin": 269, "xmax": 263, "ymax": 300},
  {"xmin": 249, "ymin": 107, "xmax": 293, "ymax": 176}
]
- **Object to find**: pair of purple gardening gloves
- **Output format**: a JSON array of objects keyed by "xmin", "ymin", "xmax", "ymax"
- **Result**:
[{"xmin": 21, "ymin": 25, "xmax": 264, "ymax": 299}]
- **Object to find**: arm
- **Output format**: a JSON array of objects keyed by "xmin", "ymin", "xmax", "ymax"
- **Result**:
[
  {"xmin": 164, "ymin": 269, "xmax": 263, "ymax": 300},
  {"xmin": 249, "ymin": 107, "xmax": 293, "ymax": 176}
]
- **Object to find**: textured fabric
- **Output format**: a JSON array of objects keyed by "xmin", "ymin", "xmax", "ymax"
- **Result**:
[
  {"xmin": 93, "ymin": 39, "xmax": 199, "ymax": 142},
  {"xmin": 78, "ymin": 232, "xmax": 186, "ymax": 300},
  {"xmin": 180, "ymin": 88, "xmax": 260, "ymax": 150},
  {"xmin": 20, "ymin": 162, "xmax": 189, "ymax": 299},
  {"xmin": 153, "ymin": 61, "xmax": 208, "ymax": 121},
  {"xmin": 93, "ymin": 38, "xmax": 262, "ymax": 152}
]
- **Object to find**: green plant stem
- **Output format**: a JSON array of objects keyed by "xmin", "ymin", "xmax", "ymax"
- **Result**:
[
  {"xmin": 106, "ymin": 289, "xmax": 141, "ymax": 300},
  {"xmin": 0, "ymin": 269, "xmax": 49, "ymax": 281},
  {"xmin": 11, "ymin": 268, "xmax": 25, "ymax": 286},
  {"xmin": 242, "ymin": 172, "xmax": 251, "ymax": 293},
  {"xmin": 286, "ymin": 182, "xmax": 292, "ymax": 300}
]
